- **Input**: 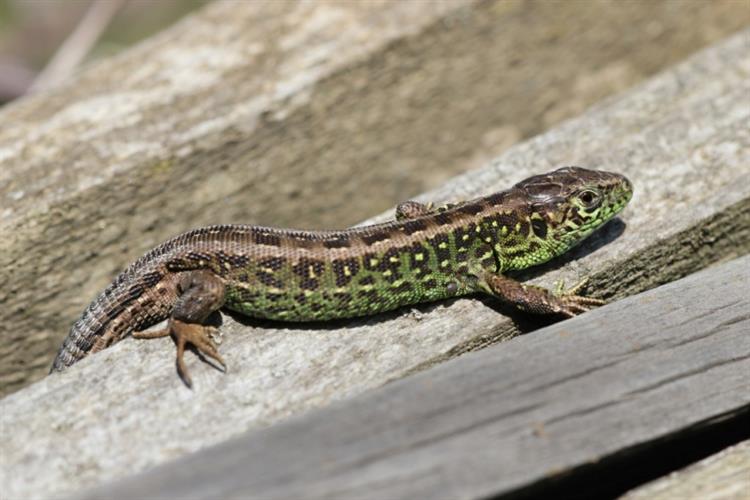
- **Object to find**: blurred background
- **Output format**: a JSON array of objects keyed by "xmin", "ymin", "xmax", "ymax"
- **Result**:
[{"xmin": 0, "ymin": 0, "xmax": 208, "ymax": 104}]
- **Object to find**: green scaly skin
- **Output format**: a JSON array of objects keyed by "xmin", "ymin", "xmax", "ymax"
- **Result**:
[
  {"xmin": 220, "ymin": 167, "xmax": 631, "ymax": 320},
  {"xmin": 51, "ymin": 167, "xmax": 632, "ymax": 386}
]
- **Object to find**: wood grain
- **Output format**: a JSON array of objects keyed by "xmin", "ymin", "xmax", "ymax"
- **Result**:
[
  {"xmin": 3, "ymin": 0, "xmax": 750, "ymax": 396},
  {"xmin": 621, "ymin": 440, "xmax": 750, "ymax": 500},
  {"xmin": 2, "ymin": 27, "xmax": 749, "ymax": 500},
  {"xmin": 73, "ymin": 255, "xmax": 750, "ymax": 500}
]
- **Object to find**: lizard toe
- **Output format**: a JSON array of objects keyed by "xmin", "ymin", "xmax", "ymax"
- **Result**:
[{"xmin": 169, "ymin": 319, "xmax": 227, "ymax": 387}]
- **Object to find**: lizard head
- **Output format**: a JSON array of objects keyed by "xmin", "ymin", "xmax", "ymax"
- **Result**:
[{"xmin": 513, "ymin": 166, "xmax": 633, "ymax": 260}]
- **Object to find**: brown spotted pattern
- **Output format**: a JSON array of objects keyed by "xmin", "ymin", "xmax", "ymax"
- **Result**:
[{"xmin": 52, "ymin": 167, "xmax": 632, "ymax": 371}]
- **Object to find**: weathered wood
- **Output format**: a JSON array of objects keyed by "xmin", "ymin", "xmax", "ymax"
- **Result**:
[
  {"xmin": 2, "ymin": 28, "xmax": 750, "ymax": 500},
  {"xmin": 3, "ymin": 0, "xmax": 750, "ymax": 396},
  {"xmin": 621, "ymin": 440, "xmax": 750, "ymax": 500},
  {"xmin": 0, "ymin": 0, "xmax": 476, "ymax": 396},
  {"xmin": 69, "ymin": 256, "xmax": 750, "ymax": 500}
]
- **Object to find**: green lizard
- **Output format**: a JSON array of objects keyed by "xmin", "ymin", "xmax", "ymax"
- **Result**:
[{"xmin": 51, "ymin": 166, "xmax": 632, "ymax": 385}]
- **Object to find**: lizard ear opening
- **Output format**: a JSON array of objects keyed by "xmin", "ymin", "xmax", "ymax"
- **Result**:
[{"xmin": 531, "ymin": 218, "xmax": 548, "ymax": 239}]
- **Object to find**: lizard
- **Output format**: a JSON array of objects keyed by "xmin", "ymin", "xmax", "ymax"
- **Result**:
[{"xmin": 50, "ymin": 166, "xmax": 632, "ymax": 386}]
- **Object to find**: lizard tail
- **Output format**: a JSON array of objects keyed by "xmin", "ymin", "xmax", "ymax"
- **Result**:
[
  {"xmin": 50, "ymin": 283, "xmax": 130, "ymax": 372},
  {"xmin": 50, "ymin": 228, "xmax": 197, "ymax": 373},
  {"xmin": 50, "ymin": 267, "xmax": 170, "ymax": 372},
  {"xmin": 50, "ymin": 319, "xmax": 97, "ymax": 372}
]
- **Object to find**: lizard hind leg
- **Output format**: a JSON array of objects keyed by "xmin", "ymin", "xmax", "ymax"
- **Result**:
[{"xmin": 133, "ymin": 269, "xmax": 227, "ymax": 387}]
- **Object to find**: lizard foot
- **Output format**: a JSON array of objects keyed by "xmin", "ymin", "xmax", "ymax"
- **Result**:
[
  {"xmin": 480, "ymin": 272, "xmax": 606, "ymax": 318},
  {"xmin": 133, "ymin": 319, "xmax": 226, "ymax": 388},
  {"xmin": 551, "ymin": 278, "xmax": 606, "ymax": 318}
]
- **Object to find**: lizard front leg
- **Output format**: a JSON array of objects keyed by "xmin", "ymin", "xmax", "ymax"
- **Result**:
[
  {"xmin": 477, "ymin": 271, "xmax": 605, "ymax": 317},
  {"xmin": 133, "ymin": 270, "xmax": 226, "ymax": 387},
  {"xmin": 395, "ymin": 201, "xmax": 434, "ymax": 220}
]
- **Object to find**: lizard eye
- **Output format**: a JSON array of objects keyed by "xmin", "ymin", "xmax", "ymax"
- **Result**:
[{"xmin": 577, "ymin": 189, "xmax": 601, "ymax": 209}]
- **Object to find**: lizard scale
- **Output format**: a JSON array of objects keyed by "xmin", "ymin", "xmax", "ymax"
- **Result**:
[{"xmin": 51, "ymin": 167, "xmax": 633, "ymax": 386}]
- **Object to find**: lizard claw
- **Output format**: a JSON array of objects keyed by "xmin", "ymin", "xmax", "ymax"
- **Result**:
[
  {"xmin": 171, "ymin": 319, "xmax": 226, "ymax": 388},
  {"xmin": 133, "ymin": 319, "xmax": 226, "ymax": 388},
  {"xmin": 550, "ymin": 277, "xmax": 606, "ymax": 317}
]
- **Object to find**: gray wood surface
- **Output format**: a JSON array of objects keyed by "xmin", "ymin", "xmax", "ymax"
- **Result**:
[
  {"xmin": 621, "ymin": 440, "xmax": 750, "ymax": 500},
  {"xmin": 73, "ymin": 256, "xmax": 750, "ymax": 500},
  {"xmin": 2, "ymin": 0, "xmax": 750, "ymax": 396},
  {"xmin": 1, "ymin": 28, "xmax": 749, "ymax": 500}
]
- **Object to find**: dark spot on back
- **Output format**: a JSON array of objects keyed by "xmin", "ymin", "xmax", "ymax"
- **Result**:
[
  {"xmin": 290, "ymin": 238, "xmax": 318, "ymax": 249},
  {"xmin": 377, "ymin": 247, "xmax": 402, "ymax": 283},
  {"xmin": 433, "ymin": 212, "xmax": 453, "ymax": 226},
  {"xmin": 401, "ymin": 219, "xmax": 427, "ymax": 235},
  {"xmin": 140, "ymin": 271, "xmax": 163, "ymax": 288},
  {"xmin": 409, "ymin": 242, "xmax": 431, "ymax": 275},
  {"xmin": 455, "ymin": 222, "xmax": 476, "ymax": 244},
  {"xmin": 227, "ymin": 253, "xmax": 250, "ymax": 267},
  {"xmin": 361, "ymin": 231, "xmax": 391, "ymax": 246},
  {"xmin": 323, "ymin": 238, "xmax": 351, "ymax": 249},
  {"xmin": 252, "ymin": 230, "xmax": 282, "ymax": 247},
  {"xmin": 260, "ymin": 256, "xmax": 286, "ymax": 271},
  {"xmin": 292, "ymin": 258, "xmax": 324, "ymax": 290},
  {"xmin": 256, "ymin": 270, "xmax": 284, "ymax": 289},
  {"xmin": 486, "ymin": 192, "xmax": 507, "ymax": 206},
  {"xmin": 332, "ymin": 258, "xmax": 359, "ymax": 287},
  {"xmin": 166, "ymin": 251, "xmax": 212, "ymax": 272},
  {"xmin": 457, "ymin": 203, "xmax": 483, "ymax": 216},
  {"xmin": 428, "ymin": 233, "xmax": 452, "ymax": 263}
]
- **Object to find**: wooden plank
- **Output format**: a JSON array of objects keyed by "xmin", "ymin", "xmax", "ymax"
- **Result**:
[
  {"xmin": 621, "ymin": 440, "xmax": 750, "ymax": 500},
  {"xmin": 2, "ymin": 28, "xmax": 750, "ymax": 500},
  {"xmin": 72, "ymin": 255, "xmax": 750, "ymax": 500},
  {"xmin": 3, "ymin": 0, "xmax": 750, "ymax": 397}
]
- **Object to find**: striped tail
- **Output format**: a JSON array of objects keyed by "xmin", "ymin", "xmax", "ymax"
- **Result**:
[{"xmin": 50, "ymin": 265, "xmax": 171, "ymax": 372}]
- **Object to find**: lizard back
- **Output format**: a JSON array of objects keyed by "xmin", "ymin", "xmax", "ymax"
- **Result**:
[{"xmin": 51, "ymin": 167, "xmax": 632, "ymax": 371}]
